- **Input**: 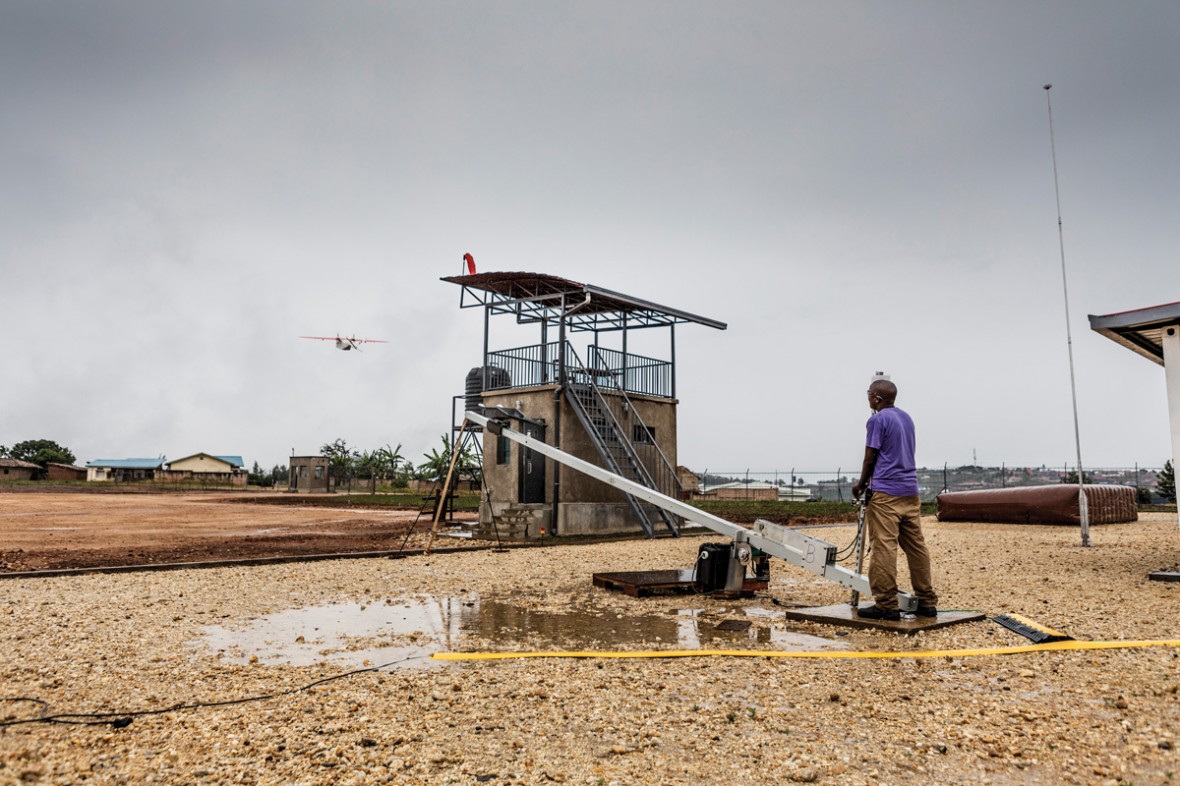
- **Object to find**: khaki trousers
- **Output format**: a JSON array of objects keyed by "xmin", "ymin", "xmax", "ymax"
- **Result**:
[{"xmin": 865, "ymin": 491, "xmax": 938, "ymax": 611}]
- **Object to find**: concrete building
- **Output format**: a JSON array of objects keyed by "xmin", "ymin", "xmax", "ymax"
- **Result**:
[
  {"xmin": 164, "ymin": 453, "xmax": 246, "ymax": 486},
  {"xmin": 444, "ymin": 271, "xmax": 725, "ymax": 538},
  {"xmin": 698, "ymin": 481, "xmax": 779, "ymax": 501},
  {"xmin": 289, "ymin": 455, "xmax": 331, "ymax": 493},
  {"xmin": 86, "ymin": 458, "xmax": 165, "ymax": 482}
]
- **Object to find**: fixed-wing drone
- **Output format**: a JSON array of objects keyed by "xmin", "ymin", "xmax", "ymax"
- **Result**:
[{"xmin": 299, "ymin": 335, "xmax": 388, "ymax": 352}]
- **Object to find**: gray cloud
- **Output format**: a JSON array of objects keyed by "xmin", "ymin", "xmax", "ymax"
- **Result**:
[{"xmin": 2, "ymin": 1, "xmax": 1177, "ymax": 472}]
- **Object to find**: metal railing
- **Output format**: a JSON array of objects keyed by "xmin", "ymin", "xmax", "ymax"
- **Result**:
[
  {"xmin": 484, "ymin": 342, "xmax": 673, "ymax": 399},
  {"xmin": 586, "ymin": 346, "xmax": 682, "ymax": 500},
  {"xmin": 484, "ymin": 341, "xmax": 570, "ymax": 390},
  {"xmin": 589, "ymin": 346, "xmax": 673, "ymax": 398}
]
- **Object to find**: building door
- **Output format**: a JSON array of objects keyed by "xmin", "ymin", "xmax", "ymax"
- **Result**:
[{"xmin": 519, "ymin": 422, "xmax": 547, "ymax": 503}]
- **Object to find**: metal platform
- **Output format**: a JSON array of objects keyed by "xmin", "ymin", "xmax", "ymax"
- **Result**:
[
  {"xmin": 592, "ymin": 570, "xmax": 768, "ymax": 598},
  {"xmin": 781, "ymin": 603, "xmax": 985, "ymax": 634}
]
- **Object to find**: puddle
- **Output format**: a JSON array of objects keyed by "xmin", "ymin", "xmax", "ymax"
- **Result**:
[
  {"xmin": 196, "ymin": 596, "xmax": 846, "ymax": 669},
  {"xmin": 198, "ymin": 596, "xmax": 473, "ymax": 669}
]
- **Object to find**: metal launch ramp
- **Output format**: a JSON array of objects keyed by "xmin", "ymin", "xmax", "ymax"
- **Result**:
[{"xmin": 465, "ymin": 409, "xmax": 986, "ymax": 632}]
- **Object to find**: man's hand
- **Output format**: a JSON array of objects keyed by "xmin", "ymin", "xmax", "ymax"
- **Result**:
[{"xmin": 851, "ymin": 481, "xmax": 866, "ymax": 500}]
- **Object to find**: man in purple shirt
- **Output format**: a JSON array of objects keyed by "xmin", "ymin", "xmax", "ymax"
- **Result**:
[{"xmin": 851, "ymin": 379, "xmax": 938, "ymax": 621}]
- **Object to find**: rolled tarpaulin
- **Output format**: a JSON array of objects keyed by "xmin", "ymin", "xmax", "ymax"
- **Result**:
[{"xmin": 936, "ymin": 484, "xmax": 1137, "ymax": 524}]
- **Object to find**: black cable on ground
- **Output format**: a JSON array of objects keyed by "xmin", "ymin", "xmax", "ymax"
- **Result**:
[{"xmin": 0, "ymin": 655, "xmax": 427, "ymax": 730}]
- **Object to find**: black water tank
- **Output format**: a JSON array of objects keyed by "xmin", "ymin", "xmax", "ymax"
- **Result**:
[{"xmin": 465, "ymin": 366, "xmax": 511, "ymax": 412}]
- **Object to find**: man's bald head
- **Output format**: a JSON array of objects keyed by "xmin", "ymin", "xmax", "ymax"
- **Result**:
[{"xmin": 869, "ymin": 379, "xmax": 897, "ymax": 404}]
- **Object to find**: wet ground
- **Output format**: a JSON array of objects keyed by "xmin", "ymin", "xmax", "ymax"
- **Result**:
[{"xmin": 196, "ymin": 593, "xmax": 847, "ymax": 668}]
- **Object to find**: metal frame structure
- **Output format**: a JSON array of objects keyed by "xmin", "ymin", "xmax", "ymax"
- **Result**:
[
  {"xmin": 444, "ymin": 271, "xmax": 726, "ymax": 536},
  {"xmin": 1090, "ymin": 301, "xmax": 1180, "ymax": 366},
  {"xmin": 1090, "ymin": 302, "xmax": 1180, "ymax": 529},
  {"xmin": 442, "ymin": 272, "xmax": 727, "ymax": 333}
]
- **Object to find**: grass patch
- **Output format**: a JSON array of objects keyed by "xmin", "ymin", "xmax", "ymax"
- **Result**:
[{"xmin": 239, "ymin": 491, "xmax": 482, "ymax": 511}]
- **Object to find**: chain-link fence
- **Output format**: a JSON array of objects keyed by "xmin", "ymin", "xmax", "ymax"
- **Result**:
[{"xmin": 694, "ymin": 465, "xmax": 1168, "ymax": 503}]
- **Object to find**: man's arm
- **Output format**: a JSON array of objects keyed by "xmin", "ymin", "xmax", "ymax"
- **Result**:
[{"xmin": 851, "ymin": 446, "xmax": 879, "ymax": 500}]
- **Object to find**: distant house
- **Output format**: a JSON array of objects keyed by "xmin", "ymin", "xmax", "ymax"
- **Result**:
[
  {"xmin": 698, "ymin": 481, "xmax": 780, "ymax": 501},
  {"xmin": 162, "ymin": 453, "xmax": 247, "ymax": 486},
  {"xmin": 0, "ymin": 458, "xmax": 40, "ymax": 481},
  {"xmin": 46, "ymin": 462, "xmax": 87, "ymax": 481},
  {"xmin": 86, "ymin": 458, "xmax": 165, "ymax": 482},
  {"xmin": 777, "ymin": 485, "xmax": 813, "ymax": 501}
]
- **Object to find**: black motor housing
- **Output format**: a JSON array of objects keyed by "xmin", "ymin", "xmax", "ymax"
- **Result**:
[{"xmin": 694, "ymin": 542, "xmax": 731, "ymax": 592}]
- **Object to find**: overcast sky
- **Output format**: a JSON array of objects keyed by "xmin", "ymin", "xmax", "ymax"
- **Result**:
[{"xmin": 2, "ymin": 1, "xmax": 1177, "ymax": 474}]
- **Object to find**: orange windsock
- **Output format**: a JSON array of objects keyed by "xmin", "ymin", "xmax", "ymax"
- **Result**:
[{"xmin": 463, "ymin": 253, "xmax": 476, "ymax": 275}]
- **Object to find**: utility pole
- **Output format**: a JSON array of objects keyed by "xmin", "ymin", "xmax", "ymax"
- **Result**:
[{"xmin": 1044, "ymin": 83, "xmax": 1090, "ymax": 547}]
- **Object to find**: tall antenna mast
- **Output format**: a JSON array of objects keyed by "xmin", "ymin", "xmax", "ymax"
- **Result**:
[{"xmin": 1043, "ymin": 83, "xmax": 1090, "ymax": 547}]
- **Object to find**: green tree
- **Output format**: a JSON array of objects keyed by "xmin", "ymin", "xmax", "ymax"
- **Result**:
[
  {"xmin": 417, "ymin": 435, "xmax": 478, "ymax": 482},
  {"xmin": 1159, "ymin": 460, "xmax": 1176, "ymax": 503},
  {"xmin": 374, "ymin": 444, "xmax": 409, "ymax": 488},
  {"xmin": 248, "ymin": 461, "xmax": 275, "ymax": 488},
  {"xmin": 320, "ymin": 439, "xmax": 358, "ymax": 487},
  {"xmin": 8, "ymin": 439, "xmax": 75, "ymax": 467}
]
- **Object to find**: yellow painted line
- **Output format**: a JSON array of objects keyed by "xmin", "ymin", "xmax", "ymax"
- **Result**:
[{"xmin": 432, "ymin": 638, "xmax": 1180, "ymax": 662}]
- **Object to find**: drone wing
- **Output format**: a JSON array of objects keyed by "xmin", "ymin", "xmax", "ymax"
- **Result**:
[{"xmin": 299, "ymin": 336, "xmax": 340, "ymax": 341}]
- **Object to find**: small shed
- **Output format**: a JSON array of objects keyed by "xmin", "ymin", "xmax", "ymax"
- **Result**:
[
  {"xmin": 289, "ymin": 455, "xmax": 332, "ymax": 493},
  {"xmin": 46, "ymin": 463, "xmax": 87, "ymax": 481},
  {"xmin": 0, "ymin": 458, "xmax": 39, "ymax": 481}
]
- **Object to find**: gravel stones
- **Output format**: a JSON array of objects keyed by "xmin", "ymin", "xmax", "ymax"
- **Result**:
[{"xmin": 1, "ymin": 510, "xmax": 1179, "ymax": 784}]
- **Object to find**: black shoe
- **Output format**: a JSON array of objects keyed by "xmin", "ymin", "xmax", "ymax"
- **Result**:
[
  {"xmin": 857, "ymin": 605, "xmax": 900, "ymax": 621},
  {"xmin": 915, "ymin": 606, "xmax": 938, "ymax": 618}
]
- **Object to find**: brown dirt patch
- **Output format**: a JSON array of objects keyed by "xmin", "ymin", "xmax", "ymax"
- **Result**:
[{"xmin": 0, "ymin": 491, "xmax": 475, "ymax": 571}]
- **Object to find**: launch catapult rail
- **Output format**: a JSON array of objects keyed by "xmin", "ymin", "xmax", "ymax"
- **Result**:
[{"xmin": 465, "ymin": 409, "xmax": 891, "ymax": 600}]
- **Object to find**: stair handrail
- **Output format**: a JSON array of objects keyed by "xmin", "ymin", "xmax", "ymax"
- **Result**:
[
  {"xmin": 570, "ymin": 345, "xmax": 660, "ymax": 490},
  {"xmin": 587, "ymin": 346, "xmax": 684, "ymax": 498},
  {"xmin": 572, "ymin": 347, "xmax": 680, "ymax": 535},
  {"xmin": 560, "ymin": 343, "xmax": 668, "ymax": 535}
]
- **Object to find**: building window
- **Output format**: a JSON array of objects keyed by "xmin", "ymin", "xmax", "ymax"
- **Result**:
[
  {"xmin": 632, "ymin": 424, "xmax": 655, "ymax": 444},
  {"xmin": 314, "ymin": 466, "xmax": 323, "ymax": 479},
  {"xmin": 496, "ymin": 435, "xmax": 511, "ymax": 465}
]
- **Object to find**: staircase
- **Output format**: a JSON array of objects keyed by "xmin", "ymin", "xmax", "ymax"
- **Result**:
[{"xmin": 563, "ymin": 349, "xmax": 680, "ymax": 537}]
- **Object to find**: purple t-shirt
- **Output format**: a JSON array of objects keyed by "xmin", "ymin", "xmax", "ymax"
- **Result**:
[{"xmin": 865, "ymin": 407, "xmax": 920, "ymax": 497}]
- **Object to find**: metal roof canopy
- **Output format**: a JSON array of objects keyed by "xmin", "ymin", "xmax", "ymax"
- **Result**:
[
  {"xmin": 1089, "ymin": 301, "xmax": 1180, "ymax": 366},
  {"xmin": 1090, "ymin": 301, "xmax": 1180, "ymax": 539},
  {"xmin": 441, "ymin": 271, "xmax": 727, "ymax": 332}
]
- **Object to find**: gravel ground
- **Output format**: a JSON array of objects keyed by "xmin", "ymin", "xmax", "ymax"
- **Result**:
[{"xmin": 2, "ymin": 513, "xmax": 1179, "ymax": 785}]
